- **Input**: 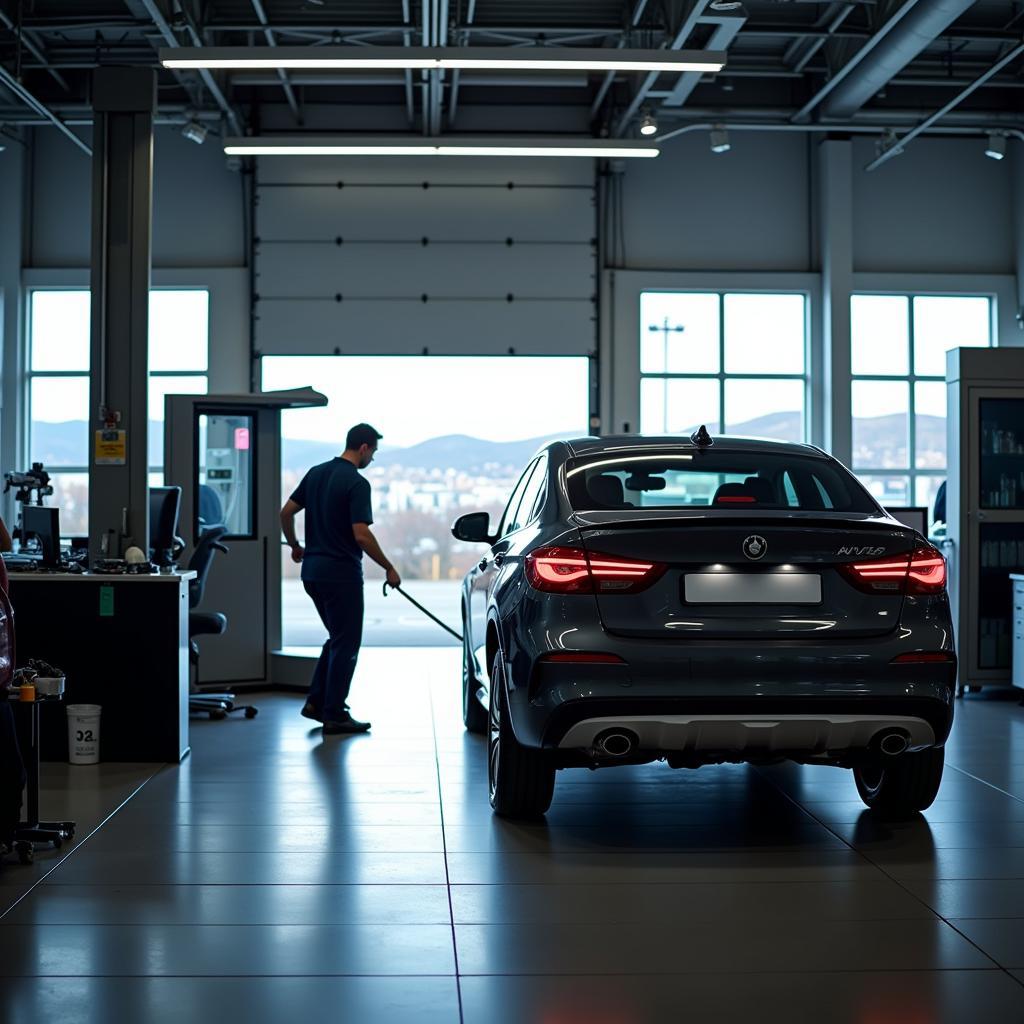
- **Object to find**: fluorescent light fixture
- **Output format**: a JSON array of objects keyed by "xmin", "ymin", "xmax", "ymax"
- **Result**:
[
  {"xmin": 223, "ymin": 136, "xmax": 660, "ymax": 158},
  {"xmin": 162, "ymin": 46, "xmax": 726, "ymax": 74},
  {"xmin": 984, "ymin": 133, "xmax": 1006, "ymax": 160}
]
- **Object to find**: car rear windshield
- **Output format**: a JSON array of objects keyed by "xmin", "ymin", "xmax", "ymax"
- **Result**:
[{"xmin": 565, "ymin": 450, "xmax": 879, "ymax": 513}]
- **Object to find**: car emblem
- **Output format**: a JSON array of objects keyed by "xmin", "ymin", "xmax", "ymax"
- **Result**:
[{"xmin": 743, "ymin": 535, "xmax": 767, "ymax": 560}]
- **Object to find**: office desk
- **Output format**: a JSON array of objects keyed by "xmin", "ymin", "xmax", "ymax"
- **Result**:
[{"xmin": 7, "ymin": 571, "xmax": 194, "ymax": 762}]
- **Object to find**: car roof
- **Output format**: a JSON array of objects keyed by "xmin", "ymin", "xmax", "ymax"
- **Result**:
[{"xmin": 559, "ymin": 434, "xmax": 828, "ymax": 459}]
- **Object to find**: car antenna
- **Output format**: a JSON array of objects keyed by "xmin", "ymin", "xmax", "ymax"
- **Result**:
[{"xmin": 690, "ymin": 424, "xmax": 714, "ymax": 448}]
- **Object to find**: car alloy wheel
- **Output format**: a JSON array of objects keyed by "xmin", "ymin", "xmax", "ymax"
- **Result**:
[{"xmin": 487, "ymin": 664, "xmax": 501, "ymax": 805}]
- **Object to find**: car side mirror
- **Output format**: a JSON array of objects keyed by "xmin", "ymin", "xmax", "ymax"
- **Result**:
[{"xmin": 452, "ymin": 512, "xmax": 493, "ymax": 544}]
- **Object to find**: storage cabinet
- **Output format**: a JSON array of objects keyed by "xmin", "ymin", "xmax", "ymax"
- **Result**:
[{"xmin": 946, "ymin": 349, "xmax": 1024, "ymax": 691}]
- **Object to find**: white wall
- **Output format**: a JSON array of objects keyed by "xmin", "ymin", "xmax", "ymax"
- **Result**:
[
  {"xmin": 28, "ymin": 126, "xmax": 246, "ymax": 269},
  {"xmin": 620, "ymin": 132, "xmax": 813, "ymax": 272}
]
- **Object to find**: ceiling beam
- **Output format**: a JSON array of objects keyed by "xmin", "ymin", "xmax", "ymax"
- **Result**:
[
  {"xmin": 864, "ymin": 40, "xmax": 1024, "ymax": 170},
  {"xmin": 790, "ymin": 0, "xmax": 920, "ymax": 122},
  {"xmin": 248, "ymin": 0, "xmax": 302, "ymax": 123},
  {"xmin": 0, "ymin": 62, "xmax": 89, "ymax": 153},
  {"xmin": 662, "ymin": 13, "xmax": 745, "ymax": 108},
  {"xmin": 133, "ymin": 0, "xmax": 243, "ymax": 135},
  {"xmin": 0, "ymin": 8, "xmax": 70, "ymax": 92}
]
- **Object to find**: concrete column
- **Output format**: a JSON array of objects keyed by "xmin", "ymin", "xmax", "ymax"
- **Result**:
[
  {"xmin": 818, "ymin": 138, "xmax": 854, "ymax": 464},
  {"xmin": 88, "ymin": 68, "xmax": 156, "ymax": 562},
  {"xmin": 0, "ymin": 137, "xmax": 26, "ymax": 527}
]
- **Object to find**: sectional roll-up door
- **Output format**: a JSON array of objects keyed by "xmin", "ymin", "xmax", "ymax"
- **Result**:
[{"xmin": 254, "ymin": 157, "xmax": 597, "ymax": 357}]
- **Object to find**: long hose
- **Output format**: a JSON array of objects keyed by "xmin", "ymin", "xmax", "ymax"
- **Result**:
[{"xmin": 382, "ymin": 582, "xmax": 463, "ymax": 641}]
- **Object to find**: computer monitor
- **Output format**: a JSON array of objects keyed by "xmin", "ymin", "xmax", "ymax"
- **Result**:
[
  {"xmin": 21, "ymin": 505, "xmax": 60, "ymax": 568},
  {"xmin": 886, "ymin": 506, "xmax": 929, "ymax": 537},
  {"xmin": 149, "ymin": 486, "xmax": 182, "ymax": 567}
]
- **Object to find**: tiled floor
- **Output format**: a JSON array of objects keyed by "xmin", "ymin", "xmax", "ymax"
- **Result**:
[{"xmin": 4, "ymin": 648, "xmax": 1024, "ymax": 1023}]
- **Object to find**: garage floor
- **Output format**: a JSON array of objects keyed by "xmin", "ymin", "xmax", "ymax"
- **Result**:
[{"xmin": 4, "ymin": 648, "xmax": 1024, "ymax": 1023}]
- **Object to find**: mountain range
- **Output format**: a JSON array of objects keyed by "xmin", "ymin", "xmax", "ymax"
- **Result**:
[{"xmin": 29, "ymin": 411, "xmax": 947, "ymax": 474}]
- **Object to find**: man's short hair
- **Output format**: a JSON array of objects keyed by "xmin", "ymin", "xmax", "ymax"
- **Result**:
[{"xmin": 346, "ymin": 423, "xmax": 383, "ymax": 450}]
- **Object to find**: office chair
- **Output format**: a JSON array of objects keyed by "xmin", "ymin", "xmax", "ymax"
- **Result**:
[{"xmin": 187, "ymin": 526, "xmax": 257, "ymax": 721}]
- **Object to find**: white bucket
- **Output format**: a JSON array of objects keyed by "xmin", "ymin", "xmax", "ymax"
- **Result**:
[{"xmin": 67, "ymin": 704, "xmax": 102, "ymax": 765}]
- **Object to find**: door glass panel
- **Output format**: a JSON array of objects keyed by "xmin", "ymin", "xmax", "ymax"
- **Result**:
[
  {"xmin": 197, "ymin": 412, "xmax": 254, "ymax": 536},
  {"xmin": 640, "ymin": 293, "xmax": 720, "ymax": 374},
  {"xmin": 979, "ymin": 398, "xmax": 1024, "ymax": 510},
  {"xmin": 852, "ymin": 380, "xmax": 909, "ymax": 469},
  {"xmin": 978, "ymin": 523, "xmax": 1024, "ymax": 669}
]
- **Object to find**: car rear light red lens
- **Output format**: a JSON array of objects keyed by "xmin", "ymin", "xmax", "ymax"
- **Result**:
[
  {"xmin": 716, "ymin": 495, "xmax": 756, "ymax": 504},
  {"xmin": 840, "ymin": 545, "xmax": 947, "ymax": 596},
  {"xmin": 891, "ymin": 651, "xmax": 956, "ymax": 664},
  {"xmin": 540, "ymin": 652, "xmax": 626, "ymax": 664},
  {"xmin": 525, "ymin": 546, "xmax": 666, "ymax": 594}
]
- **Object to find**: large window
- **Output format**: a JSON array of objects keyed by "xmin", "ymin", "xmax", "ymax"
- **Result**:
[
  {"xmin": 639, "ymin": 292, "xmax": 808, "ymax": 443},
  {"xmin": 27, "ymin": 289, "xmax": 210, "ymax": 535},
  {"xmin": 850, "ymin": 294, "xmax": 992, "ymax": 512}
]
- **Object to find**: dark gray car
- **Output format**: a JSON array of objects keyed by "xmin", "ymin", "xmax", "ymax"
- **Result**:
[{"xmin": 452, "ymin": 432, "xmax": 956, "ymax": 820}]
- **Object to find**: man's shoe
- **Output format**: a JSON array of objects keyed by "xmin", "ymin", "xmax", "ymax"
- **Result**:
[
  {"xmin": 301, "ymin": 702, "xmax": 323, "ymax": 723},
  {"xmin": 323, "ymin": 712, "xmax": 371, "ymax": 735}
]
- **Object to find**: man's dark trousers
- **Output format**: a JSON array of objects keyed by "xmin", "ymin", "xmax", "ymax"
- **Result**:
[{"xmin": 303, "ymin": 580, "xmax": 364, "ymax": 721}]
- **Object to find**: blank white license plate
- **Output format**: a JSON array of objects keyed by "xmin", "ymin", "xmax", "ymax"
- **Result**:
[{"xmin": 684, "ymin": 573, "xmax": 822, "ymax": 605}]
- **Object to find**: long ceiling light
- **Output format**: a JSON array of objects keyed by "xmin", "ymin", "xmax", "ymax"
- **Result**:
[
  {"xmin": 223, "ymin": 137, "xmax": 660, "ymax": 158},
  {"xmin": 163, "ymin": 46, "xmax": 726, "ymax": 74}
]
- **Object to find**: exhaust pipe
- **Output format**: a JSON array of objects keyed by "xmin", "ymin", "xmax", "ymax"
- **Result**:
[
  {"xmin": 877, "ymin": 730, "xmax": 910, "ymax": 756},
  {"xmin": 593, "ymin": 729, "xmax": 637, "ymax": 758}
]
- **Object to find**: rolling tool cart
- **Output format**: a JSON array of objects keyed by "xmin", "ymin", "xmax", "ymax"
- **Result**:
[{"xmin": 8, "ymin": 690, "xmax": 75, "ymax": 865}]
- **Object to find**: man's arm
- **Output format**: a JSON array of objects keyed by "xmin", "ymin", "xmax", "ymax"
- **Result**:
[
  {"xmin": 0, "ymin": 516, "xmax": 11, "ymax": 553},
  {"xmin": 280, "ymin": 499, "xmax": 304, "ymax": 563},
  {"xmin": 352, "ymin": 523, "xmax": 401, "ymax": 587}
]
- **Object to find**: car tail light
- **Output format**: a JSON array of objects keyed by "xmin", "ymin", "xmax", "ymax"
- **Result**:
[
  {"xmin": 525, "ymin": 546, "xmax": 666, "ymax": 594},
  {"xmin": 891, "ymin": 651, "xmax": 956, "ymax": 664},
  {"xmin": 840, "ymin": 545, "xmax": 947, "ymax": 596}
]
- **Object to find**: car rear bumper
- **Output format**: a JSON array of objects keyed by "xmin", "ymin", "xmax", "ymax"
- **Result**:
[{"xmin": 556, "ymin": 711, "xmax": 938, "ymax": 757}]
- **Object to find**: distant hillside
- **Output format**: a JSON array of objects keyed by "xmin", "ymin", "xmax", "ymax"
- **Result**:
[{"xmin": 32, "ymin": 413, "xmax": 947, "ymax": 477}]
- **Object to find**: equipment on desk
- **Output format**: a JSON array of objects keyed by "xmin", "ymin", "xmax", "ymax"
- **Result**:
[
  {"xmin": 3, "ymin": 463, "xmax": 52, "ymax": 507},
  {"xmin": 20, "ymin": 505, "xmax": 61, "ymax": 568},
  {"xmin": 187, "ymin": 526, "xmax": 257, "ymax": 720}
]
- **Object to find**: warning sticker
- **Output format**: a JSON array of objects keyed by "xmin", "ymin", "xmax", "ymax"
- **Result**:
[{"xmin": 94, "ymin": 430, "xmax": 127, "ymax": 466}]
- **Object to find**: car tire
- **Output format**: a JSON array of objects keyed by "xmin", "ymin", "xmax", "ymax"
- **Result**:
[
  {"xmin": 488, "ymin": 654, "xmax": 555, "ymax": 819},
  {"xmin": 854, "ymin": 746, "xmax": 945, "ymax": 818},
  {"xmin": 462, "ymin": 626, "xmax": 487, "ymax": 735}
]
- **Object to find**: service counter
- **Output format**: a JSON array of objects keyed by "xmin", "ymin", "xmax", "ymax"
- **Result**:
[{"xmin": 7, "ymin": 571, "xmax": 193, "ymax": 762}]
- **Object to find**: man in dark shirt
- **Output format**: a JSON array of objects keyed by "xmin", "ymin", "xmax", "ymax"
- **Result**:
[{"xmin": 280, "ymin": 423, "xmax": 401, "ymax": 734}]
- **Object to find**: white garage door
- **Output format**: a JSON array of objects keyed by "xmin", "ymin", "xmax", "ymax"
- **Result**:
[{"xmin": 253, "ymin": 157, "xmax": 596, "ymax": 357}]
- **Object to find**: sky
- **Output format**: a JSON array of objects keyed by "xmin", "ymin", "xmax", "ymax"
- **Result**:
[{"xmin": 262, "ymin": 355, "xmax": 591, "ymax": 448}]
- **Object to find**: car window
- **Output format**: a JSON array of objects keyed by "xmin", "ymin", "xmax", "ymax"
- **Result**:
[
  {"xmin": 566, "ymin": 451, "xmax": 877, "ymax": 513},
  {"xmin": 498, "ymin": 459, "xmax": 538, "ymax": 538},
  {"xmin": 515, "ymin": 455, "xmax": 548, "ymax": 531},
  {"xmin": 504, "ymin": 459, "xmax": 542, "ymax": 536}
]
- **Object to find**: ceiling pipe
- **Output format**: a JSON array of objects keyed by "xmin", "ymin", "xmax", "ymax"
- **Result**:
[{"xmin": 821, "ymin": 0, "xmax": 980, "ymax": 120}]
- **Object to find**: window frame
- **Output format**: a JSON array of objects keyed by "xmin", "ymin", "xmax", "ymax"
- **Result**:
[
  {"xmin": 849, "ymin": 290, "xmax": 996, "ymax": 508},
  {"xmin": 637, "ymin": 289, "xmax": 811, "ymax": 441},
  {"xmin": 24, "ymin": 285, "xmax": 211, "ymax": 528}
]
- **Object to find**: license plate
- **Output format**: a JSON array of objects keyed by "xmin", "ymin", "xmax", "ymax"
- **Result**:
[{"xmin": 684, "ymin": 573, "xmax": 822, "ymax": 605}]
